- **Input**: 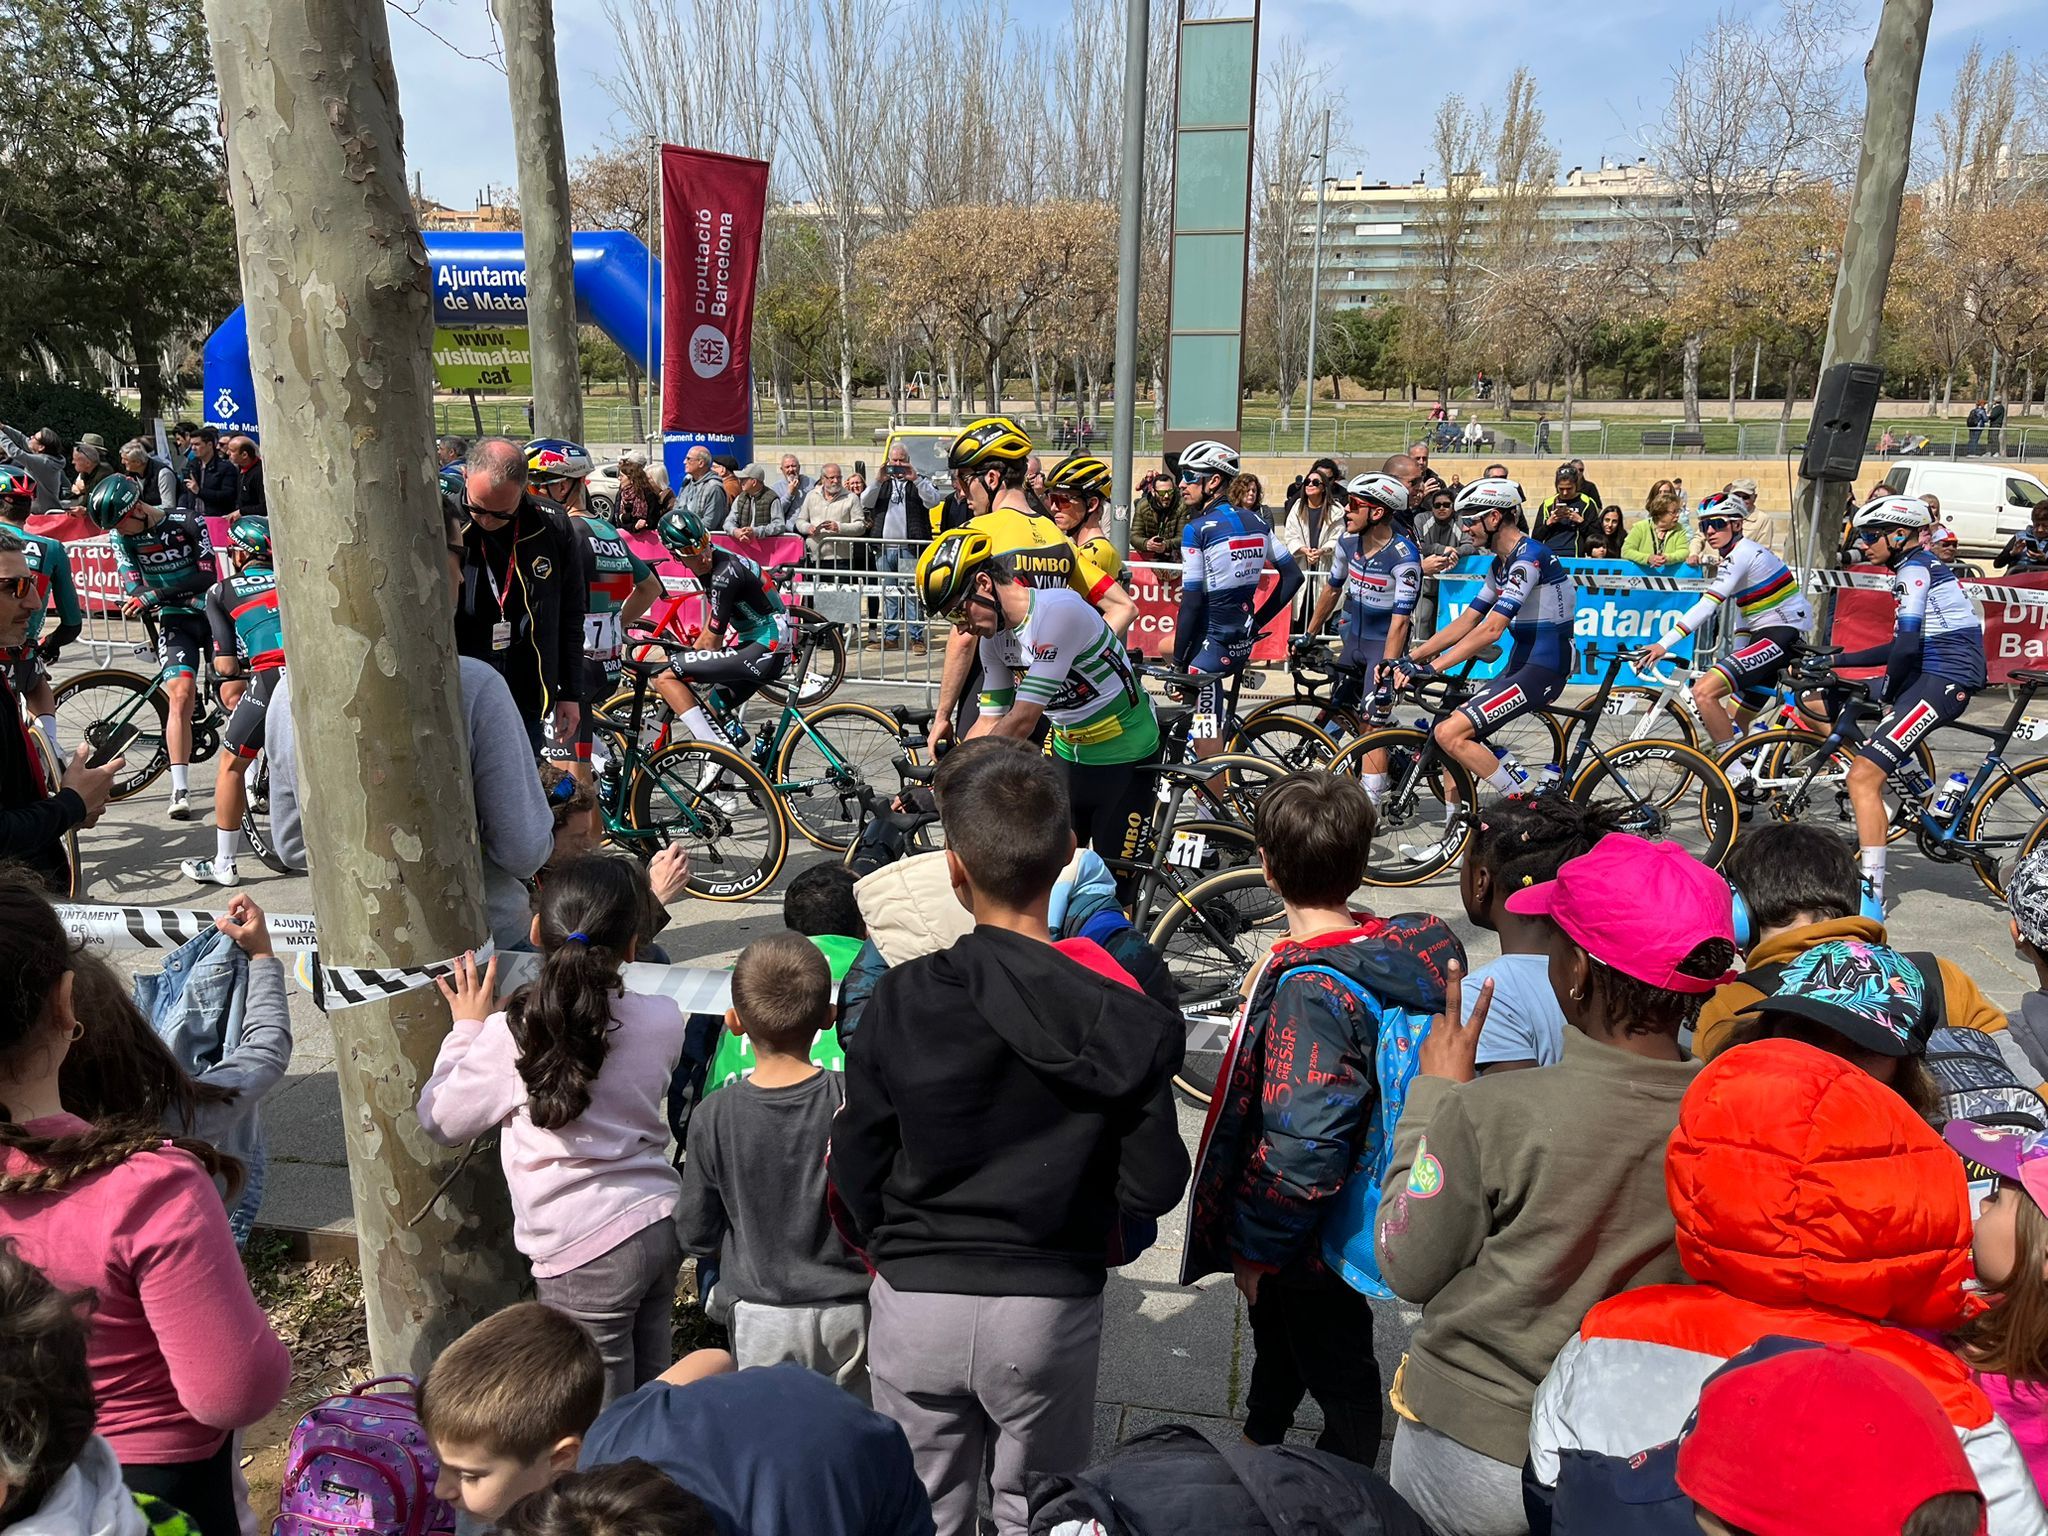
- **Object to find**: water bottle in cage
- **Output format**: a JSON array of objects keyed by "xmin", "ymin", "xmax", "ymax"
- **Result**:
[
  {"xmin": 1491, "ymin": 747, "xmax": 1528, "ymax": 788},
  {"xmin": 1892, "ymin": 764, "xmax": 1934, "ymax": 802},
  {"xmin": 1929, "ymin": 770, "xmax": 1970, "ymax": 821}
]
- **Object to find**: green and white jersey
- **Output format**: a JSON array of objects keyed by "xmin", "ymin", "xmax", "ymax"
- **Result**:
[{"xmin": 979, "ymin": 585, "xmax": 1159, "ymax": 765}]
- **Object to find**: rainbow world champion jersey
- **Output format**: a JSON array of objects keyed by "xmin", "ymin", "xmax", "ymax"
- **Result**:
[{"xmin": 1676, "ymin": 537, "xmax": 1812, "ymax": 638}]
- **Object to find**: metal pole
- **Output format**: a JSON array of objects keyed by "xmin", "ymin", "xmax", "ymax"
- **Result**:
[
  {"xmin": 647, "ymin": 133, "xmax": 658, "ymax": 450},
  {"xmin": 1107, "ymin": 0, "xmax": 1151, "ymax": 558},
  {"xmin": 1301, "ymin": 109, "xmax": 1330, "ymax": 456},
  {"xmin": 1750, "ymin": 339, "xmax": 1761, "ymax": 401}
]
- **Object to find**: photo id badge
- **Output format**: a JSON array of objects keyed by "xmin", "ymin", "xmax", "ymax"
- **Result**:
[{"xmin": 491, "ymin": 620, "xmax": 512, "ymax": 651}]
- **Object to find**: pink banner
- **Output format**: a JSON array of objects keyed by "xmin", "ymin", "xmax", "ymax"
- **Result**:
[{"xmin": 1125, "ymin": 560, "xmax": 1292, "ymax": 663}]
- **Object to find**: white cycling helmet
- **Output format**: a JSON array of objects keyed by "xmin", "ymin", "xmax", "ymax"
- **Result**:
[
  {"xmin": 1853, "ymin": 495, "xmax": 1933, "ymax": 533},
  {"xmin": 1454, "ymin": 476, "xmax": 1524, "ymax": 515},
  {"xmin": 1176, "ymin": 439, "xmax": 1240, "ymax": 481},
  {"xmin": 1342, "ymin": 472, "xmax": 1409, "ymax": 513}
]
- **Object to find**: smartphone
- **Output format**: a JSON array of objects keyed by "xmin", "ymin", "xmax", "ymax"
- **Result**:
[
  {"xmin": 86, "ymin": 722, "xmax": 140, "ymax": 770},
  {"xmin": 853, "ymin": 458, "xmax": 867, "ymax": 479}
]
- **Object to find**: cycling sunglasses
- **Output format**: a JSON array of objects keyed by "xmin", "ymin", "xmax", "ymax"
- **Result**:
[
  {"xmin": 0, "ymin": 575, "xmax": 33, "ymax": 600},
  {"xmin": 1698, "ymin": 516, "xmax": 1739, "ymax": 533},
  {"xmin": 1176, "ymin": 467, "xmax": 1209, "ymax": 485}
]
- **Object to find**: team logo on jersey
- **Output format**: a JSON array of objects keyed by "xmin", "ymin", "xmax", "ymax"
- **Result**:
[
  {"xmin": 1356, "ymin": 570, "xmax": 1391, "ymax": 594},
  {"xmin": 1032, "ymin": 644, "xmax": 1061, "ymax": 662},
  {"xmin": 531, "ymin": 556, "xmax": 553, "ymax": 579}
]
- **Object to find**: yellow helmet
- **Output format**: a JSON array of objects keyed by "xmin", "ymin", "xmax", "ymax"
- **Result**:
[
  {"xmin": 915, "ymin": 527, "xmax": 999, "ymax": 614},
  {"xmin": 948, "ymin": 415, "xmax": 1033, "ymax": 473},
  {"xmin": 1045, "ymin": 454, "xmax": 1112, "ymax": 501}
]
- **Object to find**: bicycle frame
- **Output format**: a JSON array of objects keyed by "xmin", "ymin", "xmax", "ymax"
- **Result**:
[
  {"xmin": 591, "ymin": 666, "xmax": 715, "ymax": 852},
  {"xmin": 1887, "ymin": 679, "xmax": 2048, "ymax": 859}
]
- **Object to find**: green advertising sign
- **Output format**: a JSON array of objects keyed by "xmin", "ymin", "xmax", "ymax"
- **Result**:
[{"xmin": 432, "ymin": 326, "xmax": 532, "ymax": 391}]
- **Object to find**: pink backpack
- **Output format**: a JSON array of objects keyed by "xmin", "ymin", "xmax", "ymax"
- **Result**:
[{"xmin": 272, "ymin": 1376, "xmax": 457, "ymax": 1536}]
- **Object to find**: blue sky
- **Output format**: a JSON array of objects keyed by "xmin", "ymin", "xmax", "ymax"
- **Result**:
[{"xmin": 388, "ymin": 0, "xmax": 2040, "ymax": 208}]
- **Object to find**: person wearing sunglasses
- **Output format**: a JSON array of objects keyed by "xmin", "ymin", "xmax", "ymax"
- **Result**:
[
  {"xmin": 1043, "ymin": 454, "xmax": 1124, "ymax": 586},
  {"xmin": 0, "ymin": 466, "xmax": 79, "ymax": 754},
  {"xmin": 1833, "ymin": 496, "xmax": 1985, "ymax": 916},
  {"xmin": 1639, "ymin": 492, "xmax": 1812, "ymax": 773}
]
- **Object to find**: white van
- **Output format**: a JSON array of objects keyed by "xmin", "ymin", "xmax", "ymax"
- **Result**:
[{"xmin": 1877, "ymin": 460, "xmax": 2048, "ymax": 555}]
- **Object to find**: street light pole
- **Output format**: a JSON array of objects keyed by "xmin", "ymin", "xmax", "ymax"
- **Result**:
[
  {"xmin": 1301, "ymin": 107, "xmax": 1330, "ymax": 455},
  {"xmin": 1108, "ymin": 0, "xmax": 1151, "ymax": 557}
]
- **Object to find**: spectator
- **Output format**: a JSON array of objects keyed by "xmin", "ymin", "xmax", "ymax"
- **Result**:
[
  {"xmin": 0, "ymin": 532, "xmax": 115, "ymax": 891},
  {"xmin": 270, "ymin": 502, "xmax": 555, "ymax": 949},
  {"xmin": 676, "ymin": 933, "xmax": 871, "ymax": 1397},
  {"xmin": 1377, "ymin": 836, "xmax": 1732, "ymax": 1535},
  {"xmin": 711, "ymin": 454, "xmax": 742, "ymax": 505},
  {"xmin": 0, "ymin": 872, "xmax": 291, "ymax": 1536},
  {"xmin": 1991, "ymin": 397, "xmax": 2010, "ymax": 453},
  {"xmin": 726, "ymin": 463, "xmax": 785, "ymax": 541},
  {"xmin": 1181, "ymin": 774, "xmax": 1456, "ymax": 1465},
  {"xmin": 1535, "ymin": 412, "xmax": 1549, "ymax": 453},
  {"xmin": 1568, "ymin": 457, "xmax": 1603, "ymax": 510},
  {"xmin": 64, "ymin": 440, "xmax": 112, "ymax": 509},
  {"xmin": 1280, "ymin": 458, "xmax": 1344, "ymax": 611},
  {"xmin": 1382, "ymin": 453, "xmax": 1428, "ymax": 516},
  {"xmin": 1996, "ymin": 504, "xmax": 2048, "ymax": 574},
  {"xmin": 1527, "ymin": 1038, "xmax": 2045, "ymax": 1533},
  {"xmin": 419, "ymin": 1303, "xmax": 933, "ymax": 1535},
  {"xmin": 676, "ymin": 445, "xmax": 732, "ymax": 534},
  {"xmin": 2009, "ymin": 854, "xmax": 2048, "ymax": 1073},
  {"xmin": 1879, "ymin": 426, "xmax": 1901, "ymax": 454},
  {"xmin": 498, "ymin": 1461, "xmax": 717, "ymax": 1536},
  {"xmin": 832, "ymin": 741, "xmax": 1189, "ymax": 1536},
  {"xmin": 795, "ymin": 461, "xmax": 863, "ymax": 571},
  {"xmin": 452, "ymin": 437, "xmax": 588, "ymax": 753},
  {"xmin": 1582, "ymin": 506, "xmax": 1627, "ymax": 559},
  {"xmin": 1409, "ymin": 440, "xmax": 1433, "ymax": 479},
  {"xmin": 119, "ymin": 441, "xmax": 176, "ymax": 516},
  {"xmin": 1533, "ymin": 465, "xmax": 1598, "ymax": 556},
  {"xmin": 1644, "ymin": 476, "xmax": 1678, "ymax": 513},
  {"xmin": 1228, "ymin": 471, "xmax": 1265, "ymax": 517},
  {"xmin": 1933, "ymin": 525, "xmax": 1981, "ymax": 577},
  {"xmin": 1129, "ymin": 469, "xmax": 1182, "ymax": 563},
  {"xmin": 1024, "ymin": 454, "xmax": 1049, "ymax": 513},
  {"xmin": 419, "ymin": 856, "xmax": 688, "ymax": 1404},
  {"xmin": 0, "ymin": 423, "xmax": 63, "ymax": 515},
  {"xmin": 1971, "ymin": 400, "xmax": 1989, "ymax": 449},
  {"xmin": 437, "ymin": 435, "xmax": 471, "ymax": 497},
  {"xmin": 1409, "ymin": 483, "xmax": 1463, "ymax": 642},
  {"xmin": 226, "ymin": 436, "xmax": 265, "ymax": 516},
  {"xmin": 1945, "ymin": 1118, "xmax": 2048, "ymax": 1490},
  {"xmin": 1463, "ymin": 415, "xmax": 1487, "ymax": 454},
  {"xmin": 774, "ymin": 453, "xmax": 811, "ymax": 529},
  {"xmin": 1622, "ymin": 493, "xmax": 1690, "ymax": 568},
  {"xmin": 611, "ymin": 454, "xmax": 673, "ymax": 535},
  {"xmin": 182, "ymin": 427, "xmax": 240, "ymax": 520},
  {"xmin": 860, "ymin": 442, "xmax": 940, "ymax": 649}
]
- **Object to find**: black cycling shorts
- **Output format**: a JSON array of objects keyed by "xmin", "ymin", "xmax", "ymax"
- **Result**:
[
  {"xmin": 1060, "ymin": 747, "xmax": 1161, "ymax": 894},
  {"xmin": 1710, "ymin": 626, "xmax": 1802, "ymax": 707},
  {"xmin": 2, "ymin": 647, "xmax": 48, "ymax": 697},
  {"xmin": 1857, "ymin": 674, "xmax": 1973, "ymax": 773},
  {"xmin": 1455, "ymin": 665, "xmax": 1567, "ymax": 738},
  {"xmin": 155, "ymin": 612, "xmax": 211, "ymax": 679},
  {"xmin": 669, "ymin": 642, "xmax": 789, "ymax": 705},
  {"xmin": 1185, "ymin": 634, "xmax": 1253, "ymax": 726},
  {"xmin": 225, "ymin": 668, "xmax": 281, "ymax": 760}
]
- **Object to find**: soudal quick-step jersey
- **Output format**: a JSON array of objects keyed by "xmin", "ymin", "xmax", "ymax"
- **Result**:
[
  {"xmin": 1469, "ymin": 536, "xmax": 1577, "ymax": 674},
  {"xmin": 1329, "ymin": 530, "xmax": 1422, "ymax": 665},
  {"xmin": 1179, "ymin": 504, "xmax": 1295, "ymax": 645}
]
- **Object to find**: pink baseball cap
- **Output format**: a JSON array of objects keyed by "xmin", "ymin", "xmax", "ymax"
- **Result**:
[{"xmin": 1505, "ymin": 834, "xmax": 1739, "ymax": 993}]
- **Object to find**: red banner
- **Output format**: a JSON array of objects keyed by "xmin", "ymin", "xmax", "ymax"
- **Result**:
[
  {"xmin": 1126, "ymin": 560, "xmax": 1292, "ymax": 663},
  {"xmin": 1827, "ymin": 563, "xmax": 2048, "ymax": 686},
  {"xmin": 660, "ymin": 145, "xmax": 769, "ymax": 437}
]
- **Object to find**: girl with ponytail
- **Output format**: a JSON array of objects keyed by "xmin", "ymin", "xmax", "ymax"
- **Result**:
[
  {"xmin": 421, "ymin": 854, "xmax": 689, "ymax": 1402},
  {"xmin": 0, "ymin": 868, "xmax": 289, "ymax": 1536}
]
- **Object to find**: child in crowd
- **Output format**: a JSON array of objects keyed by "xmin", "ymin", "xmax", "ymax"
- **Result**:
[
  {"xmin": 1457, "ymin": 796, "xmax": 1619, "ymax": 1071},
  {"xmin": 0, "ymin": 872, "xmax": 289, "ymax": 1536},
  {"xmin": 419, "ymin": 1301, "xmax": 932, "ymax": 1536},
  {"xmin": 784, "ymin": 861, "xmax": 868, "ymax": 974},
  {"xmin": 420, "ymin": 855, "xmax": 688, "ymax": 1403},
  {"xmin": 59, "ymin": 894, "xmax": 291, "ymax": 1247},
  {"xmin": 676, "ymin": 934, "xmax": 871, "ymax": 1396},
  {"xmin": 1945, "ymin": 1120, "xmax": 2048, "ymax": 1491},
  {"xmin": 498, "ymin": 1461, "xmax": 716, "ymax": 1536},
  {"xmin": 2008, "ymin": 852, "xmax": 2048, "ymax": 1075},
  {"xmin": 1377, "ymin": 836, "xmax": 1732, "ymax": 1536},
  {"xmin": 832, "ymin": 739, "xmax": 1190, "ymax": 1536},
  {"xmin": 1182, "ymin": 773, "xmax": 1459, "ymax": 1465}
]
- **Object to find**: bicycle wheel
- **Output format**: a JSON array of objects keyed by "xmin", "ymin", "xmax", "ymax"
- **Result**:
[
  {"xmin": 241, "ymin": 751, "xmax": 291, "ymax": 874},
  {"xmin": 1714, "ymin": 727, "xmax": 1915, "ymax": 847},
  {"xmin": 1327, "ymin": 727, "xmax": 1478, "ymax": 885},
  {"xmin": 1231, "ymin": 711, "xmax": 1339, "ymax": 772},
  {"xmin": 762, "ymin": 608, "xmax": 845, "ymax": 708},
  {"xmin": 1965, "ymin": 757, "xmax": 2048, "ymax": 896},
  {"xmin": 1490, "ymin": 707, "xmax": 1569, "ymax": 780},
  {"xmin": 1168, "ymin": 751, "xmax": 1291, "ymax": 829},
  {"xmin": 1239, "ymin": 697, "xmax": 1361, "ymax": 742},
  {"xmin": 1568, "ymin": 739, "xmax": 1737, "ymax": 868},
  {"xmin": 1146, "ymin": 866, "xmax": 1286, "ymax": 1106},
  {"xmin": 773, "ymin": 700, "xmax": 906, "ymax": 851},
  {"xmin": 54, "ymin": 668, "xmax": 168, "ymax": 799},
  {"xmin": 627, "ymin": 739, "xmax": 787, "ymax": 901},
  {"xmin": 1583, "ymin": 685, "xmax": 1697, "ymax": 755}
]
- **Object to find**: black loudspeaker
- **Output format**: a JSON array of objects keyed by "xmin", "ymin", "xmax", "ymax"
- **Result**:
[{"xmin": 1799, "ymin": 362, "xmax": 1885, "ymax": 481}]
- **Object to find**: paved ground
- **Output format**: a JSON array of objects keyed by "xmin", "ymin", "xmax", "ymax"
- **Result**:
[{"xmin": 68, "ymin": 655, "xmax": 2041, "ymax": 1465}]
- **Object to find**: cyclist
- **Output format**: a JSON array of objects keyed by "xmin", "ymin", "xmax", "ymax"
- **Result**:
[
  {"xmin": 929, "ymin": 416, "xmax": 1134, "ymax": 754},
  {"xmin": 917, "ymin": 526, "xmax": 1160, "ymax": 884},
  {"xmin": 648, "ymin": 506, "xmax": 791, "ymax": 747},
  {"xmin": 180, "ymin": 516, "xmax": 283, "ymax": 887},
  {"xmin": 1401, "ymin": 475, "xmax": 1575, "ymax": 805},
  {"xmin": 1638, "ymin": 489, "xmax": 1813, "ymax": 774},
  {"xmin": 1043, "ymin": 454, "xmax": 1126, "ymax": 587},
  {"xmin": 1299, "ymin": 472, "xmax": 1419, "ymax": 801},
  {"xmin": 0, "ymin": 464, "xmax": 81, "ymax": 752},
  {"xmin": 524, "ymin": 438, "xmax": 662, "ymax": 783},
  {"xmin": 89, "ymin": 473, "xmax": 215, "ymax": 821},
  {"xmin": 1171, "ymin": 438, "xmax": 1302, "ymax": 754},
  {"xmin": 1837, "ymin": 494, "xmax": 1986, "ymax": 913}
]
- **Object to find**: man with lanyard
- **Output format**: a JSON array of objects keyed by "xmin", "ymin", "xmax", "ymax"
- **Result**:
[
  {"xmin": 524, "ymin": 438, "xmax": 661, "ymax": 784},
  {"xmin": 451, "ymin": 437, "xmax": 588, "ymax": 757},
  {"xmin": 1298, "ymin": 472, "xmax": 1419, "ymax": 802},
  {"xmin": 916, "ymin": 526, "xmax": 1160, "ymax": 884},
  {"xmin": 90, "ymin": 472, "xmax": 215, "ymax": 821},
  {"xmin": 1639, "ymin": 490, "xmax": 1812, "ymax": 779},
  {"xmin": 1838, "ymin": 495, "xmax": 1985, "ymax": 915},
  {"xmin": 1400, "ymin": 477, "xmax": 1575, "ymax": 839},
  {"xmin": 179, "ymin": 516, "xmax": 283, "ymax": 887},
  {"xmin": 649, "ymin": 507, "xmax": 792, "ymax": 746},
  {"xmin": 1171, "ymin": 438, "xmax": 1302, "ymax": 754},
  {"xmin": 0, "ymin": 466, "xmax": 81, "ymax": 753},
  {"xmin": 927, "ymin": 417, "xmax": 1133, "ymax": 754},
  {"xmin": 1042, "ymin": 454, "xmax": 1126, "ymax": 587}
]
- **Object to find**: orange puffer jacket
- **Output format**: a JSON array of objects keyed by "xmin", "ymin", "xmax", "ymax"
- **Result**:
[{"xmin": 1529, "ymin": 1041, "xmax": 2048, "ymax": 1535}]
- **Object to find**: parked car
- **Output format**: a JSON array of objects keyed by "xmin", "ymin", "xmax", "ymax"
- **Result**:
[{"xmin": 1877, "ymin": 461, "xmax": 2048, "ymax": 555}]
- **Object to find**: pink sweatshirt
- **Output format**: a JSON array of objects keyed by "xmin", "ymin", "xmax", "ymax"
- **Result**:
[
  {"xmin": 417, "ymin": 991, "xmax": 687, "ymax": 1278},
  {"xmin": 1978, "ymin": 1371, "xmax": 2048, "ymax": 1496},
  {"xmin": 0, "ymin": 1114, "xmax": 291, "ymax": 1464}
]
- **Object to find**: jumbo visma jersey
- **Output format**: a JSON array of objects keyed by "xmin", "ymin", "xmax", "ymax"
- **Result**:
[
  {"xmin": 114, "ymin": 508, "xmax": 214, "ymax": 617},
  {"xmin": 1469, "ymin": 535, "xmax": 1577, "ymax": 674},
  {"xmin": 204, "ymin": 565, "xmax": 285, "ymax": 671},
  {"xmin": 969, "ymin": 507, "xmax": 1117, "ymax": 604},
  {"xmin": 979, "ymin": 586, "xmax": 1159, "ymax": 765},
  {"xmin": 577, "ymin": 512, "xmax": 654, "ymax": 671}
]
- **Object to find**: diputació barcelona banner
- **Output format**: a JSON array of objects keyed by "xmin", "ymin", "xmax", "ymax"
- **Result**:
[{"xmin": 660, "ymin": 144, "xmax": 769, "ymax": 448}]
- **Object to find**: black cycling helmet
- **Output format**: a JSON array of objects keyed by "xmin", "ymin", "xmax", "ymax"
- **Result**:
[
  {"xmin": 228, "ymin": 515, "xmax": 272, "ymax": 560},
  {"xmin": 656, "ymin": 506, "xmax": 711, "ymax": 558}
]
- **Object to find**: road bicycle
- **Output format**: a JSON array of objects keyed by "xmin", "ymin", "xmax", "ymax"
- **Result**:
[
  {"xmin": 55, "ymin": 653, "xmax": 237, "ymax": 801},
  {"xmin": 1587, "ymin": 646, "xmax": 1837, "ymax": 757},
  {"xmin": 640, "ymin": 561, "xmax": 844, "ymax": 706},
  {"xmin": 1132, "ymin": 652, "xmax": 1341, "ymax": 778}
]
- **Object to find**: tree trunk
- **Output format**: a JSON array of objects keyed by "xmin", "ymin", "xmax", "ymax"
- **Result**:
[
  {"xmin": 1560, "ymin": 357, "xmax": 1575, "ymax": 455},
  {"xmin": 1775, "ymin": 359, "xmax": 1799, "ymax": 456},
  {"xmin": 131, "ymin": 312, "xmax": 165, "ymax": 425},
  {"xmin": 1682, "ymin": 332, "xmax": 1702, "ymax": 427},
  {"xmin": 205, "ymin": 0, "xmax": 518, "ymax": 1373},
  {"xmin": 1941, "ymin": 372, "xmax": 1953, "ymax": 416},
  {"xmin": 1727, "ymin": 343, "xmax": 1739, "ymax": 425},
  {"xmin": 494, "ymin": 0, "xmax": 582, "ymax": 441}
]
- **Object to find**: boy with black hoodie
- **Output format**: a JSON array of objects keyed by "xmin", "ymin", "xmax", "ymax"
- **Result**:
[{"xmin": 831, "ymin": 738, "xmax": 1190, "ymax": 1536}]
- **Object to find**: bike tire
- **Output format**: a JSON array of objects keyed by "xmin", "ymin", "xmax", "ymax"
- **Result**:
[
  {"xmin": 1569, "ymin": 738, "xmax": 1737, "ymax": 869},
  {"xmin": 241, "ymin": 751, "xmax": 292, "ymax": 874},
  {"xmin": 1964, "ymin": 756, "xmax": 2048, "ymax": 897},
  {"xmin": 1713, "ymin": 727, "xmax": 1916, "ymax": 847},
  {"xmin": 1239, "ymin": 697, "xmax": 1363, "ymax": 742},
  {"xmin": 773, "ymin": 700, "xmax": 907, "ymax": 851},
  {"xmin": 54, "ymin": 668, "xmax": 169, "ymax": 800},
  {"xmin": 1326, "ymin": 727, "xmax": 1478, "ymax": 885},
  {"xmin": 627, "ymin": 739, "xmax": 787, "ymax": 901},
  {"xmin": 1164, "ymin": 751, "xmax": 1291, "ymax": 829},
  {"xmin": 1582, "ymin": 684, "xmax": 1698, "ymax": 755},
  {"xmin": 1231, "ymin": 712, "xmax": 1339, "ymax": 772},
  {"xmin": 1146, "ymin": 866, "xmax": 1286, "ymax": 1107},
  {"xmin": 762, "ymin": 607, "xmax": 846, "ymax": 708}
]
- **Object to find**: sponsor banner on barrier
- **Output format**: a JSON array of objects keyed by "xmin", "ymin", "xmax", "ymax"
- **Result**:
[
  {"xmin": 1434, "ymin": 557, "xmax": 1699, "ymax": 684},
  {"xmin": 1125, "ymin": 560, "xmax": 1291, "ymax": 662},
  {"xmin": 622, "ymin": 529, "xmax": 809, "ymax": 600},
  {"xmin": 1829, "ymin": 565, "xmax": 2048, "ymax": 684}
]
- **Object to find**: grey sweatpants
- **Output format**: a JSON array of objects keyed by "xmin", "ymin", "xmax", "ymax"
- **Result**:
[
  {"xmin": 732, "ymin": 1298, "xmax": 871, "ymax": 1402},
  {"xmin": 535, "ymin": 1218, "xmax": 683, "ymax": 1405},
  {"xmin": 1390, "ymin": 1417, "xmax": 1529, "ymax": 1536},
  {"xmin": 867, "ymin": 1274, "xmax": 1104, "ymax": 1536}
]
